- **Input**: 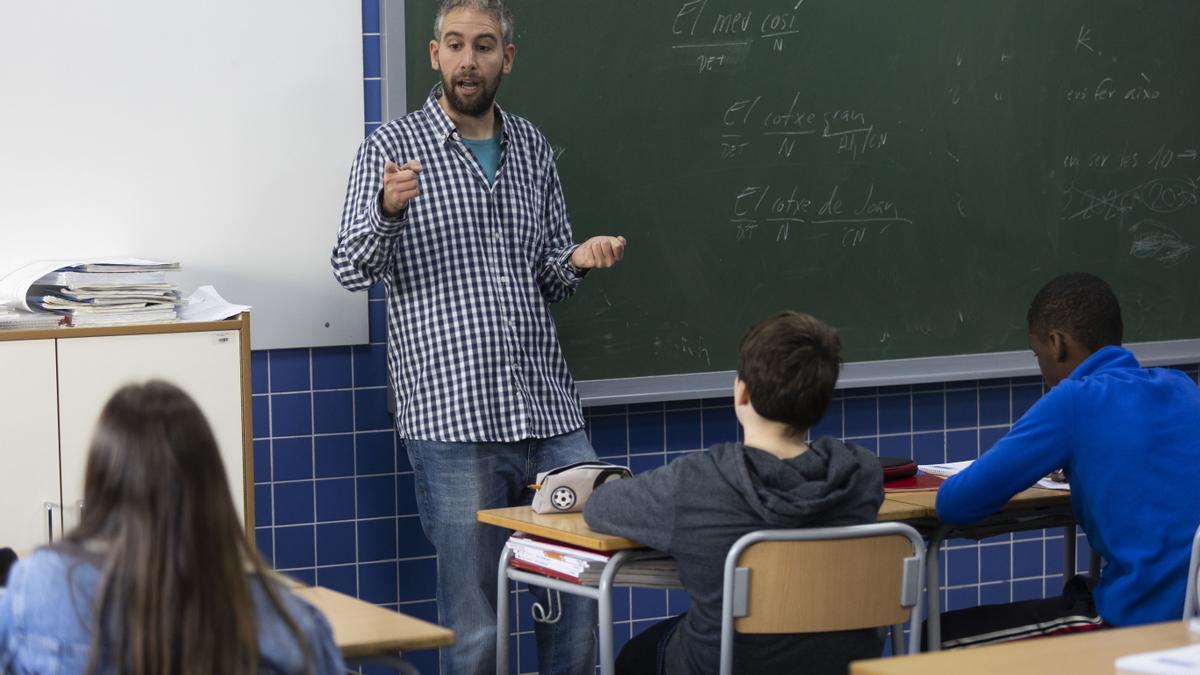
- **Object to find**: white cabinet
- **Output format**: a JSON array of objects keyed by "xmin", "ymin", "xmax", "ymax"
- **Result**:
[
  {"xmin": 0, "ymin": 317, "xmax": 253, "ymax": 552},
  {"xmin": 0, "ymin": 340, "xmax": 61, "ymax": 548}
]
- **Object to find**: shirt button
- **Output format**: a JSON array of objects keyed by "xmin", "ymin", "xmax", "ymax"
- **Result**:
[{"xmin": 494, "ymin": 232, "xmax": 502, "ymax": 241}]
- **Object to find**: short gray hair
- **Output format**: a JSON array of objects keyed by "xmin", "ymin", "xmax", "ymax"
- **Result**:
[{"xmin": 434, "ymin": 0, "xmax": 514, "ymax": 45}]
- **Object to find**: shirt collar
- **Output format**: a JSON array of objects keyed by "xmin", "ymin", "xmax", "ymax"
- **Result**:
[
  {"xmin": 1069, "ymin": 344, "xmax": 1139, "ymax": 380},
  {"xmin": 423, "ymin": 83, "xmax": 510, "ymax": 147}
]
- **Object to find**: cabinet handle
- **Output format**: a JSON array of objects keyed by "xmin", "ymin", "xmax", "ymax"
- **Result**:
[{"xmin": 43, "ymin": 501, "xmax": 56, "ymax": 542}]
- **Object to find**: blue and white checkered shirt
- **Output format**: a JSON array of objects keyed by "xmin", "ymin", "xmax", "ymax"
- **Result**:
[{"xmin": 332, "ymin": 86, "xmax": 586, "ymax": 442}]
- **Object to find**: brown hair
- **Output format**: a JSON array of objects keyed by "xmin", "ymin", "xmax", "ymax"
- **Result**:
[
  {"xmin": 63, "ymin": 380, "xmax": 311, "ymax": 675},
  {"xmin": 434, "ymin": 0, "xmax": 514, "ymax": 44},
  {"xmin": 737, "ymin": 311, "xmax": 842, "ymax": 435}
]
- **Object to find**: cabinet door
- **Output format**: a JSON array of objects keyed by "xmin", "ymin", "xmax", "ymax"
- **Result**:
[
  {"xmin": 0, "ymin": 339, "xmax": 63, "ymax": 550},
  {"xmin": 56, "ymin": 329, "xmax": 246, "ymax": 531}
]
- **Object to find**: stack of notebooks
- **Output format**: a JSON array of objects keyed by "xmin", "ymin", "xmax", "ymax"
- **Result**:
[
  {"xmin": 505, "ymin": 534, "xmax": 680, "ymax": 589},
  {"xmin": 0, "ymin": 304, "xmax": 65, "ymax": 329},
  {"xmin": 27, "ymin": 261, "xmax": 182, "ymax": 326}
]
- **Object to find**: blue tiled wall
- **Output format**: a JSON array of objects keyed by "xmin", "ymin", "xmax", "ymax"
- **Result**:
[{"xmin": 247, "ymin": 3, "xmax": 1199, "ymax": 673}]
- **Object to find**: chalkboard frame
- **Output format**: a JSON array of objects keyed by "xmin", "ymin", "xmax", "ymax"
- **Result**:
[{"xmin": 575, "ymin": 338, "xmax": 1200, "ymax": 405}]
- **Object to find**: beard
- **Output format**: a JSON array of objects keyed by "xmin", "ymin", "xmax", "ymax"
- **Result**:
[{"xmin": 441, "ymin": 69, "xmax": 502, "ymax": 118}]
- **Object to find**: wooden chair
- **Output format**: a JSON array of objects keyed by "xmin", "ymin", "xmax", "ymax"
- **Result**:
[
  {"xmin": 718, "ymin": 522, "xmax": 925, "ymax": 675},
  {"xmin": 1185, "ymin": 522, "xmax": 1200, "ymax": 619}
]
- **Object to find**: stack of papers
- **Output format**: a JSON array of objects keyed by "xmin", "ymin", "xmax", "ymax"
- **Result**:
[
  {"xmin": 505, "ymin": 534, "xmax": 682, "ymax": 588},
  {"xmin": 27, "ymin": 259, "xmax": 181, "ymax": 326},
  {"xmin": 919, "ymin": 460, "xmax": 1071, "ymax": 491},
  {"xmin": 0, "ymin": 304, "xmax": 65, "ymax": 329},
  {"xmin": 506, "ymin": 534, "xmax": 611, "ymax": 583},
  {"xmin": 578, "ymin": 555, "xmax": 681, "ymax": 589}
]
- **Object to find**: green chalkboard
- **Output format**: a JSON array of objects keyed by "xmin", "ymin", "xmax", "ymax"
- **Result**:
[{"xmin": 407, "ymin": 0, "xmax": 1200, "ymax": 381}]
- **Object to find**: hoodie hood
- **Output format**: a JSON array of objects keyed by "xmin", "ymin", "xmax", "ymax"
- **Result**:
[{"xmin": 714, "ymin": 436, "xmax": 884, "ymax": 526}]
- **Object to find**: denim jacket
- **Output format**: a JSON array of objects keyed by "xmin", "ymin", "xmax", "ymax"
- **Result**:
[{"xmin": 0, "ymin": 549, "xmax": 346, "ymax": 674}]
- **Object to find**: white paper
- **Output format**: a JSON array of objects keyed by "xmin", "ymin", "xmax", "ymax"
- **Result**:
[
  {"xmin": 0, "ymin": 260, "xmax": 78, "ymax": 311},
  {"xmin": 180, "ymin": 285, "xmax": 251, "ymax": 322},
  {"xmin": 1115, "ymin": 643, "xmax": 1200, "ymax": 674},
  {"xmin": 918, "ymin": 460, "xmax": 1070, "ymax": 491}
]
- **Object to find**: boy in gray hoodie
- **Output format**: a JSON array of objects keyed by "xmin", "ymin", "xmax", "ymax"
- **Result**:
[{"xmin": 584, "ymin": 311, "xmax": 885, "ymax": 675}]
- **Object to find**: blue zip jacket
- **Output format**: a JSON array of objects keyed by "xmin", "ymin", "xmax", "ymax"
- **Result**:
[
  {"xmin": 937, "ymin": 345, "xmax": 1200, "ymax": 626},
  {"xmin": 0, "ymin": 548, "xmax": 346, "ymax": 674}
]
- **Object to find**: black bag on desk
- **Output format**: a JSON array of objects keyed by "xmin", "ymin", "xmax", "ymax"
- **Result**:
[{"xmin": 878, "ymin": 456, "xmax": 918, "ymax": 481}]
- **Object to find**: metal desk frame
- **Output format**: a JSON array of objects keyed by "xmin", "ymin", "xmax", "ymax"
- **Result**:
[{"xmin": 495, "ymin": 546, "xmax": 674, "ymax": 675}]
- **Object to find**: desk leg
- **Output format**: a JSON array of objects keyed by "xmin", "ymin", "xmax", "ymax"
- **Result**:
[
  {"xmin": 497, "ymin": 547, "xmax": 513, "ymax": 675},
  {"xmin": 597, "ymin": 551, "xmax": 633, "ymax": 675},
  {"xmin": 925, "ymin": 527, "xmax": 948, "ymax": 652},
  {"xmin": 1064, "ymin": 523, "xmax": 1077, "ymax": 578}
]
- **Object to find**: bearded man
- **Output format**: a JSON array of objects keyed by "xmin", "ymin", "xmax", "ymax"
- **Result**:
[{"xmin": 331, "ymin": 1, "xmax": 625, "ymax": 673}]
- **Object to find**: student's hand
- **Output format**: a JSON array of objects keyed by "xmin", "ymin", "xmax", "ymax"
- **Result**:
[
  {"xmin": 570, "ymin": 236, "xmax": 627, "ymax": 270},
  {"xmin": 380, "ymin": 160, "xmax": 423, "ymax": 217}
]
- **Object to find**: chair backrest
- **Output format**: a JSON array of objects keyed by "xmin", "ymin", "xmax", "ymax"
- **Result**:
[
  {"xmin": 719, "ymin": 522, "xmax": 925, "ymax": 675},
  {"xmin": 1185, "ymin": 522, "xmax": 1200, "ymax": 619}
]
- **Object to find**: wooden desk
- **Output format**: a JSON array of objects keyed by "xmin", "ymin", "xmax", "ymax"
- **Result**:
[
  {"xmin": 885, "ymin": 485, "xmax": 1069, "ymax": 514},
  {"xmin": 482, "ymin": 488, "xmax": 1076, "ymax": 670},
  {"xmin": 886, "ymin": 486, "xmax": 1076, "ymax": 651},
  {"xmin": 877, "ymin": 496, "xmax": 935, "ymax": 522},
  {"xmin": 851, "ymin": 621, "xmax": 1200, "ymax": 674},
  {"xmin": 479, "ymin": 497, "xmax": 933, "ymax": 544},
  {"xmin": 480, "ymin": 506, "xmax": 662, "ymax": 675},
  {"xmin": 480, "ymin": 496, "xmax": 928, "ymax": 675},
  {"xmin": 478, "ymin": 506, "xmax": 641, "ymax": 551},
  {"xmin": 293, "ymin": 585, "xmax": 454, "ymax": 662}
]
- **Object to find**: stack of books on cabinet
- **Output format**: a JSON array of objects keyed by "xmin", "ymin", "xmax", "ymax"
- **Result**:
[
  {"xmin": 505, "ymin": 534, "xmax": 681, "ymax": 589},
  {"xmin": 0, "ymin": 304, "xmax": 65, "ymax": 329},
  {"xmin": 27, "ymin": 261, "xmax": 182, "ymax": 326}
]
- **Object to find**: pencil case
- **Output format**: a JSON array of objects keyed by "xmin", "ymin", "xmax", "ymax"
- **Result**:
[{"xmin": 531, "ymin": 461, "xmax": 632, "ymax": 514}]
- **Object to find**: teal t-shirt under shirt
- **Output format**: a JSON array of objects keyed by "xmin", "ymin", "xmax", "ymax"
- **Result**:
[{"xmin": 462, "ymin": 133, "xmax": 501, "ymax": 184}]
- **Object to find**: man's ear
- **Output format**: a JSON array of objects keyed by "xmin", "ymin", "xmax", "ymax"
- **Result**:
[
  {"xmin": 429, "ymin": 40, "xmax": 440, "ymax": 71},
  {"xmin": 734, "ymin": 377, "xmax": 750, "ymax": 406},
  {"xmin": 502, "ymin": 42, "xmax": 516, "ymax": 74},
  {"xmin": 1046, "ymin": 329, "xmax": 1071, "ymax": 363}
]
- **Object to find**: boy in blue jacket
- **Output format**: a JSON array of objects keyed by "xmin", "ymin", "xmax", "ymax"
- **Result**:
[
  {"xmin": 584, "ymin": 311, "xmax": 885, "ymax": 674},
  {"xmin": 936, "ymin": 272, "xmax": 1200, "ymax": 647}
]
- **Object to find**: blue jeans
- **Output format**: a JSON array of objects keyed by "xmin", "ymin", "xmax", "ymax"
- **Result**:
[{"xmin": 405, "ymin": 429, "xmax": 599, "ymax": 675}]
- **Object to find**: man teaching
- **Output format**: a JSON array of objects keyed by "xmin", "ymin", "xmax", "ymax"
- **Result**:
[{"xmin": 331, "ymin": 1, "xmax": 625, "ymax": 672}]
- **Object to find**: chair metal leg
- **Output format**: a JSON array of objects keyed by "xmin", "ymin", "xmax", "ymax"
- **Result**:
[
  {"xmin": 890, "ymin": 623, "xmax": 906, "ymax": 655},
  {"xmin": 924, "ymin": 527, "xmax": 948, "ymax": 652}
]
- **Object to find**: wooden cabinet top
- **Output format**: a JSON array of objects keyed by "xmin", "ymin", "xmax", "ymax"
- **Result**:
[{"xmin": 0, "ymin": 314, "xmax": 247, "ymax": 342}]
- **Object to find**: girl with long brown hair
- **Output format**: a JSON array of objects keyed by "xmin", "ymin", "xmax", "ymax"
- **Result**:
[{"xmin": 0, "ymin": 380, "xmax": 344, "ymax": 674}]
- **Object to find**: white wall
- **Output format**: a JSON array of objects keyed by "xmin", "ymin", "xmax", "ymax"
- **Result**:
[{"xmin": 0, "ymin": 1, "xmax": 367, "ymax": 349}]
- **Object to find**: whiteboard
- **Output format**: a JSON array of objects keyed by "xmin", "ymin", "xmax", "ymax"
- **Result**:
[{"xmin": 0, "ymin": 1, "xmax": 367, "ymax": 349}]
